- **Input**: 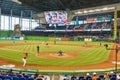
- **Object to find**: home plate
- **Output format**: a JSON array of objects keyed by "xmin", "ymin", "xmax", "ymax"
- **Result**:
[{"xmin": 112, "ymin": 61, "xmax": 120, "ymax": 64}]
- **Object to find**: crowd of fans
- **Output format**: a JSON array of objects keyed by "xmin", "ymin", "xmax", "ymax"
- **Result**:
[
  {"xmin": 40, "ymin": 21, "xmax": 112, "ymax": 30},
  {"xmin": 61, "ymin": 71, "xmax": 119, "ymax": 80},
  {"xmin": 34, "ymin": 21, "xmax": 113, "ymax": 31},
  {"xmin": 0, "ymin": 69, "xmax": 120, "ymax": 80},
  {"xmin": 81, "ymin": 21, "xmax": 113, "ymax": 30},
  {"xmin": 0, "ymin": 70, "xmax": 48, "ymax": 80}
]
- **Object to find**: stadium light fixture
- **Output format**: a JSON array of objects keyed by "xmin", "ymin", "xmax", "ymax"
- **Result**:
[
  {"xmin": 109, "ymin": 7, "xmax": 115, "ymax": 10},
  {"xmin": 102, "ymin": 7, "xmax": 108, "ymax": 11},
  {"xmin": 83, "ymin": 10, "xmax": 88, "ymax": 13},
  {"xmin": 88, "ymin": 10, "xmax": 94, "ymax": 12},
  {"xmin": 104, "ymin": 43, "xmax": 120, "ymax": 73},
  {"xmin": 75, "ymin": 6, "xmax": 115, "ymax": 15},
  {"xmin": 94, "ymin": 9, "xmax": 101, "ymax": 12},
  {"xmin": 75, "ymin": 11, "xmax": 83, "ymax": 14}
]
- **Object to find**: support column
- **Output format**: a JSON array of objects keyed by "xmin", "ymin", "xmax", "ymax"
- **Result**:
[
  {"xmin": 10, "ymin": 9, "xmax": 12, "ymax": 30},
  {"xmin": 3, "ymin": 15, "xmax": 5, "ymax": 30},
  {"xmin": 20, "ymin": 10, "xmax": 23, "ymax": 30},
  {"xmin": 114, "ymin": 9, "xmax": 118, "ymax": 41},
  {"xmin": 0, "ymin": 8, "xmax": 1, "ymax": 30},
  {"xmin": 29, "ymin": 10, "xmax": 32, "ymax": 31}
]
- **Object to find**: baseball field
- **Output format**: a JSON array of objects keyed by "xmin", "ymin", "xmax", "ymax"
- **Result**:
[{"xmin": 0, "ymin": 40, "xmax": 119, "ymax": 71}]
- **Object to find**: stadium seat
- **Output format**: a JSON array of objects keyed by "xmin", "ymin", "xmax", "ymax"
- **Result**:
[
  {"xmin": 4, "ymin": 76, "xmax": 12, "ymax": 80},
  {"xmin": 88, "ymin": 78, "xmax": 92, "ymax": 80},
  {"xmin": 0, "ymin": 75, "xmax": 4, "ymax": 80},
  {"xmin": 111, "ymin": 74, "xmax": 116, "ymax": 78},
  {"xmin": 36, "ymin": 78, "xmax": 43, "ymax": 80},
  {"xmin": 27, "ymin": 74, "xmax": 34, "ymax": 77},
  {"xmin": 99, "ymin": 75, "xmax": 104, "ymax": 79},
  {"xmin": 110, "ymin": 77, "xmax": 116, "ymax": 80},
  {"xmin": 96, "ymin": 78, "xmax": 101, "ymax": 80},
  {"xmin": 8, "ymin": 74, "xmax": 16, "ymax": 77},
  {"xmin": 16, "ymin": 74, "xmax": 22, "ymax": 78},
  {"xmin": 78, "ymin": 76, "xmax": 84, "ymax": 80},
  {"xmin": 24, "ymin": 75, "xmax": 29, "ymax": 80},
  {"xmin": 19, "ymin": 77, "xmax": 26, "ymax": 80},
  {"xmin": 86, "ymin": 76, "xmax": 92, "ymax": 80},
  {"xmin": 28, "ymin": 77, "xmax": 34, "ymax": 80},
  {"xmin": 13, "ymin": 76, "xmax": 19, "ymax": 80},
  {"xmin": 71, "ymin": 75, "xmax": 76, "ymax": 80}
]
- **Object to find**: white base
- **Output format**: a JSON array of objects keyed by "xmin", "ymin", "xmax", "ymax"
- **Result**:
[{"xmin": 112, "ymin": 61, "xmax": 120, "ymax": 64}]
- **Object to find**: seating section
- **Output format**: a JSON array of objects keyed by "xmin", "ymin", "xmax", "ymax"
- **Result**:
[
  {"xmin": 0, "ymin": 70, "xmax": 49, "ymax": 80},
  {"xmin": 81, "ymin": 21, "xmax": 113, "ymax": 30},
  {"xmin": 35, "ymin": 21, "xmax": 113, "ymax": 31},
  {"xmin": 0, "ymin": 70, "xmax": 118, "ymax": 80},
  {"xmin": 70, "ymin": 21, "xmax": 112, "ymax": 30},
  {"xmin": 67, "ymin": 25, "xmax": 75, "ymax": 30},
  {"xmin": 46, "ymin": 26, "xmax": 56, "ymax": 30}
]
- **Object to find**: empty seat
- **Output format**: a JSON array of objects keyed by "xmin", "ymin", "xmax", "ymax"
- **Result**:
[
  {"xmin": 36, "ymin": 78, "xmax": 43, "ymax": 80},
  {"xmin": 24, "ymin": 75, "xmax": 29, "ymax": 80},
  {"xmin": 28, "ymin": 78, "xmax": 34, "ymax": 80},
  {"xmin": 4, "ymin": 76, "xmax": 12, "ymax": 80},
  {"xmin": 17, "ymin": 74, "xmax": 22, "ymax": 78},
  {"xmin": 88, "ymin": 78, "xmax": 92, "ymax": 80},
  {"xmin": 19, "ymin": 77, "xmax": 26, "ymax": 80},
  {"xmin": 110, "ymin": 77, "xmax": 116, "ymax": 80},
  {"xmin": 13, "ymin": 76, "xmax": 19, "ymax": 80},
  {"xmin": 0, "ymin": 75, "xmax": 4, "ymax": 80},
  {"xmin": 28, "ymin": 77, "xmax": 34, "ymax": 80}
]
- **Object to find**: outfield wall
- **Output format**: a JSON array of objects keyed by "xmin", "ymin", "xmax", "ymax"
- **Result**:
[
  {"xmin": 24, "ymin": 36, "xmax": 97, "ymax": 42},
  {"xmin": 0, "ymin": 66, "xmax": 119, "ymax": 73},
  {"xmin": 0, "ymin": 30, "xmax": 24, "ymax": 40},
  {"xmin": 0, "ymin": 30, "xmax": 116, "ymax": 42},
  {"xmin": 0, "ymin": 30, "xmax": 13, "ymax": 37},
  {"xmin": 24, "ymin": 36, "xmax": 49, "ymax": 41}
]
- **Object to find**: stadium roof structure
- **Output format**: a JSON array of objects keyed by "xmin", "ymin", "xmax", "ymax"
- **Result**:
[
  {"xmin": 1, "ymin": 0, "xmax": 120, "ymax": 17},
  {"xmin": 0, "ymin": 0, "xmax": 38, "ymax": 17},
  {"xmin": 16, "ymin": 0, "xmax": 120, "ymax": 22},
  {"xmin": 19, "ymin": 0, "xmax": 120, "ymax": 12},
  {"xmin": 1, "ymin": 0, "xmax": 120, "ymax": 23}
]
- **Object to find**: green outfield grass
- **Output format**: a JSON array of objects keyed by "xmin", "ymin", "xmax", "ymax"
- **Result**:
[{"xmin": 0, "ymin": 40, "xmax": 113, "ymax": 66}]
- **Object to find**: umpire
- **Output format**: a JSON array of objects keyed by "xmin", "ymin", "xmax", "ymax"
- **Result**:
[{"xmin": 37, "ymin": 45, "xmax": 40, "ymax": 53}]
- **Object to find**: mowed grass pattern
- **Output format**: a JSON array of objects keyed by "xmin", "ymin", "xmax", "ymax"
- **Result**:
[{"xmin": 0, "ymin": 40, "xmax": 113, "ymax": 66}]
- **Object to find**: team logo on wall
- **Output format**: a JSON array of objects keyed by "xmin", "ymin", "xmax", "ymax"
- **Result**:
[{"xmin": 12, "ymin": 24, "xmax": 21, "ymax": 37}]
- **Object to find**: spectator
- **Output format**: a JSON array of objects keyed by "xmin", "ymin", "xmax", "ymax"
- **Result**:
[
  {"xmin": 71, "ymin": 75, "xmax": 76, "ymax": 80},
  {"xmin": 117, "ymin": 74, "xmax": 120, "ymax": 80},
  {"xmin": 84, "ymin": 73, "xmax": 92, "ymax": 80},
  {"xmin": 36, "ymin": 74, "xmax": 44, "ymax": 80},
  {"xmin": 92, "ymin": 72, "xmax": 98, "ymax": 80},
  {"xmin": 62, "ymin": 74, "xmax": 69, "ymax": 80}
]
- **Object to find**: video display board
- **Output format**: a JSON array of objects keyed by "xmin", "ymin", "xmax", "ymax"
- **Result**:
[{"xmin": 44, "ymin": 11, "xmax": 68, "ymax": 24}]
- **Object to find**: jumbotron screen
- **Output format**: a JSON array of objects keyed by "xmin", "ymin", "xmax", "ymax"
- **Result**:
[{"xmin": 44, "ymin": 11, "xmax": 68, "ymax": 24}]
